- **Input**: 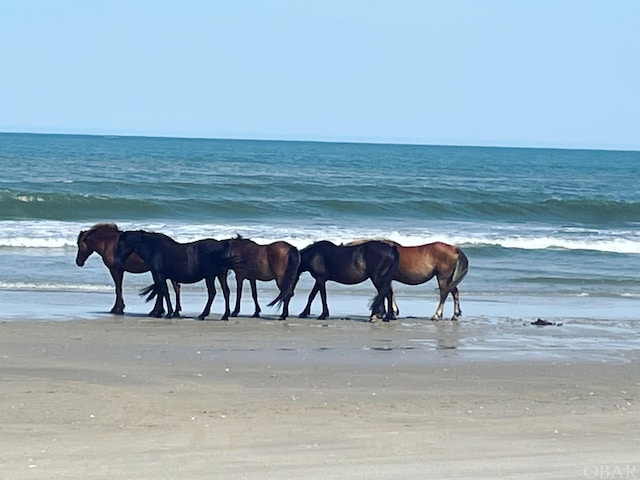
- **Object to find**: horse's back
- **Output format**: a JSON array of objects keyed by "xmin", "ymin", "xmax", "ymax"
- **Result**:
[
  {"xmin": 194, "ymin": 239, "xmax": 231, "ymax": 269},
  {"xmin": 426, "ymin": 241, "xmax": 460, "ymax": 266},
  {"xmin": 361, "ymin": 240, "xmax": 399, "ymax": 272},
  {"xmin": 304, "ymin": 240, "xmax": 396, "ymax": 284},
  {"xmin": 392, "ymin": 241, "xmax": 463, "ymax": 284}
]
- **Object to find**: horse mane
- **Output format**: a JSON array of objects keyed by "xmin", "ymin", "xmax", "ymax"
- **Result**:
[
  {"xmin": 344, "ymin": 238, "xmax": 396, "ymax": 246},
  {"xmin": 233, "ymin": 233, "xmax": 247, "ymax": 240},
  {"xmin": 88, "ymin": 222, "xmax": 120, "ymax": 233}
]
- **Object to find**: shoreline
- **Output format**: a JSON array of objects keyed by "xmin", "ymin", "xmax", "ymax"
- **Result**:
[
  {"xmin": 1, "ymin": 287, "xmax": 638, "ymax": 365},
  {"xmin": 1, "ymin": 316, "xmax": 638, "ymax": 479},
  {"xmin": 2, "ymin": 283, "xmax": 640, "ymax": 320}
]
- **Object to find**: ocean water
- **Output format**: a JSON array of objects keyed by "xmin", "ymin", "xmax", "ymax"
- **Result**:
[{"xmin": 1, "ymin": 132, "xmax": 639, "ymax": 323}]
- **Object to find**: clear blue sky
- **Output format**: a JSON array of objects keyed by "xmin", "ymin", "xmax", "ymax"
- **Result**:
[{"xmin": 1, "ymin": 1, "xmax": 639, "ymax": 149}]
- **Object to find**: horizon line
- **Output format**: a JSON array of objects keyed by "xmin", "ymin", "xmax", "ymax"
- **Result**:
[{"xmin": 1, "ymin": 129, "xmax": 638, "ymax": 153}]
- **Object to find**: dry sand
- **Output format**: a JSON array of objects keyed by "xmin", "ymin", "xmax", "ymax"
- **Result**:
[{"xmin": 1, "ymin": 314, "xmax": 638, "ymax": 480}]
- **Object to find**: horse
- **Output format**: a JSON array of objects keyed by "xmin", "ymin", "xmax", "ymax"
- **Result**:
[
  {"xmin": 382, "ymin": 240, "xmax": 469, "ymax": 321},
  {"xmin": 221, "ymin": 235, "xmax": 300, "ymax": 320},
  {"xmin": 296, "ymin": 240, "xmax": 399, "ymax": 322},
  {"xmin": 75, "ymin": 223, "xmax": 181, "ymax": 315},
  {"xmin": 114, "ymin": 230, "xmax": 234, "ymax": 320}
]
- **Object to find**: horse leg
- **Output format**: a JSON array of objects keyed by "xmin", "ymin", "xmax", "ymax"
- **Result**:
[
  {"xmin": 147, "ymin": 272, "xmax": 165, "ymax": 318},
  {"xmin": 171, "ymin": 281, "xmax": 181, "ymax": 317},
  {"xmin": 370, "ymin": 274, "xmax": 396, "ymax": 323},
  {"xmin": 161, "ymin": 279, "xmax": 175, "ymax": 318},
  {"xmin": 198, "ymin": 277, "xmax": 216, "ymax": 321},
  {"xmin": 250, "ymin": 279, "xmax": 261, "ymax": 318},
  {"xmin": 279, "ymin": 295, "xmax": 290, "ymax": 321},
  {"xmin": 451, "ymin": 286, "xmax": 462, "ymax": 320},
  {"xmin": 385, "ymin": 284, "xmax": 396, "ymax": 321},
  {"xmin": 231, "ymin": 274, "xmax": 243, "ymax": 317},
  {"xmin": 220, "ymin": 274, "xmax": 231, "ymax": 321},
  {"xmin": 392, "ymin": 290, "xmax": 399, "ymax": 316},
  {"xmin": 108, "ymin": 267, "xmax": 125, "ymax": 315},
  {"xmin": 148, "ymin": 275, "xmax": 171, "ymax": 318},
  {"xmin": 369, "ymin": 283, "xmax": 391, "ymax": 322},
  {"xmin": 431, "ymin": 277, "xmax": 449, "ymax": 321},
  {"xmin": 299, "ymin": 281, "xmax": 320, "ymax": 318},
  {"xmin": 318, "ymin": 282, "xmax": 330, "ymax": 320},
  {"xmin": 276, "ymin": 274, "xmax": 293, "ymax": 320}
]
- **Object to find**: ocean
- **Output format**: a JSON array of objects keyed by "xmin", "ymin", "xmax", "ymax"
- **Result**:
[{"xmin": 1, "ymin": 132, "xmax": 639, "ymax": 324}]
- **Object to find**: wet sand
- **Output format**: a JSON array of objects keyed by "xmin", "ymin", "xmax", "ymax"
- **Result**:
[{"xmin": 1, "ymin": 289, "xmax": 639, "ymax": 480}]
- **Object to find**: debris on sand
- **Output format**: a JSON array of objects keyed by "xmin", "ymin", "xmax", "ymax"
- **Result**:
[{"xmin": 531, "ymin": 318, "xmax": 562, "ymax": 327}]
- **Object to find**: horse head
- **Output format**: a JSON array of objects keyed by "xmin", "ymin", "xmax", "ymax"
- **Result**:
[
  {"xmin": 75, "ymin": 230, "xmax": 92, "ymax": 266},
  {"xmin": 76, "ymin": 223, "xmax": 121, "ymax": 267},
  {"xmin": 114, "ymin": 230, "xmax": 145, "ymax": 269}
]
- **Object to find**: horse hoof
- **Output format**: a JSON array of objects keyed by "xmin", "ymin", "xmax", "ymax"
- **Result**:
[
  {"xmin": 298, "ymin": 312, "xmax": 308, "ymax": 318},
  {"xmin": 252, "ymin": 313, "xmax": 261, "ymax": 318},
  {"xmin": 451, "ymin": 315, "xmax": 459, "ymax": 321}
]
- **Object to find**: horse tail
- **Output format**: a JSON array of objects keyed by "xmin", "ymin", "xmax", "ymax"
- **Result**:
[
  {"xmin": 445, "ymin": 248, "xmax": 469, "ymax": 294},
  {"xmin": 139, "ymin": 283, "xmax": 159, "ymax": 303},
  {"xmin": 267, "ymin": 247, "xmax": 302, "ymax": 308}
]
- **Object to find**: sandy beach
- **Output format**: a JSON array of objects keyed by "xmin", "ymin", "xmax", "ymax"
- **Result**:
[{"xmin": 1, "ymin": 289, "xmax": 639, "ymax": 480}]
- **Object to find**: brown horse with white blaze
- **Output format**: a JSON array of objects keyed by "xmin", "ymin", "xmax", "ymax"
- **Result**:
[
  {"xmin": 75, "ymin": 223, "xmax": 181, "ymax": 315},
  {"xmin": 386, "ymin": 240, "xmax": 469, "ymax": 320},
  {"xmin": 221, "ymin": 235, "xmax": 300, "ymax": 320}
]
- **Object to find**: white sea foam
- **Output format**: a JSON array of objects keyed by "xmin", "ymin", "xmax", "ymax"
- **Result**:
[
  {"xmin": 0, "ymin": 220, "xmax": 639, "ymax": 254},
  {"xmin": 0, "ymin": 281, "xmax": 112, "ymax": 292}
]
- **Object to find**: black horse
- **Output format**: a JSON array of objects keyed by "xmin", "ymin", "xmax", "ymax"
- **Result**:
[
  {"xmin": 115, "ymin": 230, "xmax": 234, "ymax": 320},
  {"xmin": 297, "ymin": 240, "xmax": 399, "ymax": 322}
]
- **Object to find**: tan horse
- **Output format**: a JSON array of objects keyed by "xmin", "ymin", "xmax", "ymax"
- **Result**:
[
  {"xmin": 348, "ymin": 240, "xmax": 468, "ymax": 320},
  {"xmin": 75, "ymin": 223, "xmax": 180, "ymax": 315},
  {"xmin": 221, "ymin": 235, "xmax": 300, "ymax": 320},
  {"xmin": 388, "ymin": 240, "xmax": 468, "ymax": 320}
]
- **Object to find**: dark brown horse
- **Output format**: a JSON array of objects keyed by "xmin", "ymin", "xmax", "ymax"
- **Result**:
[
  {"xmin": 75, "ymin": 223, "xmax": 181, "ymax": 315},
  {"xmin": 115, "ymin": 230, "xmax": 234, "ymax": 320},
  {"xmin": 384, "ymin": 240, "xmax": 468, "ymax": 321},
  {"xmin": 221, "ymin": 235, "xmax": 300, "ymax": 320},
  {"xmin": 297, "ymin": 240, "xmax": 399, "ymax": 322}
]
